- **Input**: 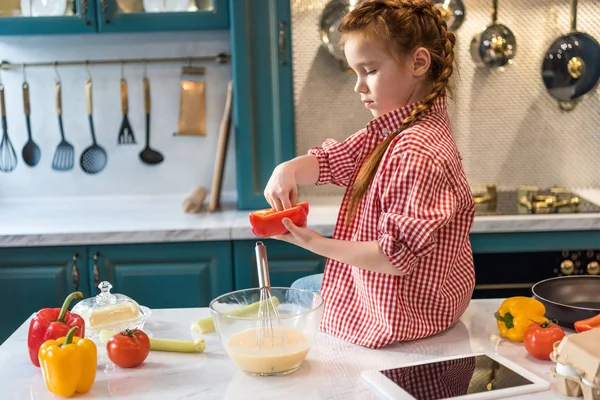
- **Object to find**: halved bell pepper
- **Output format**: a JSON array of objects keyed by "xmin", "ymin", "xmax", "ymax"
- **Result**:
[
  {"xmin": 494, "ymin": 296, "xmax": 548, "ymax": 342},
  {"xmin": 39, "ymin": 326, "xmax": 97, "ymax": 398},
  {"xmin": 574, "ymin": 313, "xmax": 600, "ymax": 332},
  {"xmin": 249, "ymin": 202, "xmax": 309, "ymax": 237},
  {"xmin": 28, "ymin": 291, "xmax": 85, "ymax": 367}
]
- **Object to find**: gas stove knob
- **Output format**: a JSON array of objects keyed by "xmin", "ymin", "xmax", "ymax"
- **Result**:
[
  {"xmin": 561, "ymin": 260, "xmax": 575, "ymax": 275},
  {"xmin": 587, "ymin": 261, "xmax": 600, "ymax": 275}
]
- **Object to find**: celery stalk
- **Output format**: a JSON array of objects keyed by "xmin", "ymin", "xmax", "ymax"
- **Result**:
[
  {"xmin": 150, "ymin": 338, "xmax": 206, "ymax": 353},
  {"xmin": 190, "ymin": 296, "xmax": 280, "ymax": 334}
]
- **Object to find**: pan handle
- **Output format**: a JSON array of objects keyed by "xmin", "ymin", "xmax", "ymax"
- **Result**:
[
  {"xmin": 491, "ymin": 0, "xmax": 498, "ymax": 24},
  {"xmin": 570, "ymin": 0, "xmax": 578, "ymax": 32}
]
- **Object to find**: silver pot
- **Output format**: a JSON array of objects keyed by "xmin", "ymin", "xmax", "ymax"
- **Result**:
[
  {"xmin": 470, "ymin": 0, "xmax": 516, "ymax": 68},
  {"xmin": 319, "ymin": 0, "xmax": 363, "ymax": 72},
  {"xmin": 432, "ymin": 0, "xmax": 466, "ymax": 32}
]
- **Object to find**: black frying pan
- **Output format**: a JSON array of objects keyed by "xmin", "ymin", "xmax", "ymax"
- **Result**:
[
  {"xmin": 541, "ymin": 0, "xmax": 600, "ymax": 111},
  {"xmin": 532, "ymin": 275, "xmax": 600, "ymax": 329}
]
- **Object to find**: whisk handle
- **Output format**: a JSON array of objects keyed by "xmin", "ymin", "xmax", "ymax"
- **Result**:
[
  {"xmin": 255, "ymin": 241, "xmax": 271, "ymax": 289},
  {"xmin": 0, "ymin": 85, "xmax": 5, "ymax": 118}
]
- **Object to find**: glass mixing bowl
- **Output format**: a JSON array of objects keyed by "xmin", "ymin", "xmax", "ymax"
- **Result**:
[{"xmin": 209, "ymin": 287, "xmax": 324, "ymax": 376}]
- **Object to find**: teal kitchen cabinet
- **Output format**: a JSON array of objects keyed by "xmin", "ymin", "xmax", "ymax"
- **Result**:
[
  {"xmin": 88, "ymin": 242, "xmax": 233, "ymax": 309},
  {"xmin": 230, "ymin": 0, "xmax": 296, "ymax": 210},
  {"xmin": 0, "ymin": 246, "xmax": 88, "ymax": 345},
  {"xmin": 0, "ymin": 0, "xmax": 97, "ymax": 35},
  {"xmin": 233, "ymin": 240, "xmax": 326, "ymax": 290},
  {"xmin": 96, "ymin": 0, "xmax": 229, "ymax": 33}
]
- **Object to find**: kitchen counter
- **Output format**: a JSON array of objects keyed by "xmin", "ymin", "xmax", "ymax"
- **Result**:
[
  {"xmin": 1, "ymin": 189, "xmax": 600, "ymax": 247},
  {"xmin": 0, "ymin": 299, "xmax": 573, "ymax": 399}
]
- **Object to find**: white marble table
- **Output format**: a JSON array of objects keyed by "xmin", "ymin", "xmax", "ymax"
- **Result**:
[
  {"xmin": 0, "ymin": 299, "xmax": 574, "ymax": 399},
  {"xmin": 1, "ymin": 189, "xmax": 600, "ymax": 247}
]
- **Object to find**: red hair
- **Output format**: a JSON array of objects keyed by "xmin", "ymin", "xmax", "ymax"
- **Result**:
[{"xmin": 339, "ymin": 0, "xmax": 456, "ymax": 224}]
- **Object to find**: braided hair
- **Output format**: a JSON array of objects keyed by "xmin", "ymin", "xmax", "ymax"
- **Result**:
[{"xmin": 339, "ymin": 0, "xmax": 457, "ymax": 224}]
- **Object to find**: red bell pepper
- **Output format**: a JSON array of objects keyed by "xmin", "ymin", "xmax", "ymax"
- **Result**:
[
  {"xmin": 27, "ymin": 291, "xmax": 85, "ymax": 367},
  {"xmin": 574, "ymin": 313, "xmax": 600, "ymax": 333},
  {"xmin": 249, "ymin": 202, "xmax": 310, "ymax": 237}
]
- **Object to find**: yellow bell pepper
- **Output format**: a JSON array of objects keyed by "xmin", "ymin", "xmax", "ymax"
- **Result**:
[
  {"xmin": 38, "ymin": 326, "xmax": 97, "ymax": 398},
  {"xmin": 494, "ymin": 296, "xmax": 548, "ymax": 342}
]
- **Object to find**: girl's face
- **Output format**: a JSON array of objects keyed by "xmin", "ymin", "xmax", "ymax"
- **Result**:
[{"xmin": 344, "ymin": 33, "xmax": 431, "ymax": 118}]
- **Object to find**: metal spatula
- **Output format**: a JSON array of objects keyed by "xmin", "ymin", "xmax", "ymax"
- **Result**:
[
  {"xmin": 80, "ymin": 78, "xmax": 107, "ymax": 174},
  {"xmin": 52, "ymin": 80, "xmax": 74, "ymax": 171}
]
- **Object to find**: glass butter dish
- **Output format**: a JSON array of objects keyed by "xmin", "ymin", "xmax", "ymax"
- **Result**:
[{"xmin": 72, "ymin": 281, "xmax": 151, "ymax": 339}]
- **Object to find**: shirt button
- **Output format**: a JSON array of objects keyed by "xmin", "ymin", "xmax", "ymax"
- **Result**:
[{"xmin": 382, "ymin": 128, "xmax": 389, "ymax": 135}]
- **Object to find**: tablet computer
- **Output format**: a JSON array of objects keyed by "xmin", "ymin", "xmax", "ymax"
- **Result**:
[{"xmin": 361, "ymin": 352, "xmax": 550, "ymax": 400}]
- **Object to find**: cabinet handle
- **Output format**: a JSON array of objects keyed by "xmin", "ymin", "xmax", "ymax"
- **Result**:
[
  {"xmin": 93, "ymin": 252, "xmax": 100, "ymax": 288},
  {"xmin": 101, "ymin": 0, "xmax": 110, "ymax": 24},
  {"xmin": 278, "ymin": 21, "xmax": 287, "ymax": 66},
  {"xmin": 81, "ymin": 0, "xmax": 91, "ymax": 26},
  {"xmin": 72, "ymin": 253, "xmax": 80, "ymax": 292}
]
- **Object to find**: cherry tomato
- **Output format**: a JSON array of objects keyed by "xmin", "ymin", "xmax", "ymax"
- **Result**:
[
  {"xmin": 107, "ymin": 329, "xmax": 150, "ymax": 368},
  {"xmin": 523, "ymin": 321, "xmax": 565, "ymax": 360}
]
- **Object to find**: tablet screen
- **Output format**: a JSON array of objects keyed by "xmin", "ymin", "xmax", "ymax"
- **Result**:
[{"xmin": 378, "ymin": 354, "xmax": 534, "ymax": 400}]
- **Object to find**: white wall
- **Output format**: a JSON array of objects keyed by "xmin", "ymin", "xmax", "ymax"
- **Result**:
[{"xmin": 0, "ymin": 30, "xmax": 236, "ymax": 201}]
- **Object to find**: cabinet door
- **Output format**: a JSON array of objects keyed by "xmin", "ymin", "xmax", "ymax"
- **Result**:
[
  {"xmin": 0, "ymin": 246, "xmax": 88, "ymax": 345},
  {"xmin": 230, "ymin": 0, "xmax": 296, "ymax": 209},
  {"xmin": 233, "ymin": 240, "xmax": 325, "ymax": 289},
  {"xmin": 88, "ymin": 242, "xmax": 233, "ymax": 309},
  {"xmin": 96, "ymin": 0, "xmax": 228, "ymax": 32},
  {"xmin": 0, "ymin": 0, "xmax": 97, "ymax": 35}
]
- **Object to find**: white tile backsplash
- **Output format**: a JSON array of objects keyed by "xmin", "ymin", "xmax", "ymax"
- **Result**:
[{"xmin": 0, "ymin": 30, "xmax": 236, "ymax": 201}]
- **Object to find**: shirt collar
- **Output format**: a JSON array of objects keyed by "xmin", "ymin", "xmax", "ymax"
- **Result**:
[{"xmin": 367, "ymin": 95, "xmax": 447, "ymax": 137}]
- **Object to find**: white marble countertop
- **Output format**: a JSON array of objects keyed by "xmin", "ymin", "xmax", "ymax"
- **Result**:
[
  {"xmin": 1, "ymin": 189, "xmax": 600, "ymax": 247},
  {"xmin": 0, "ymin": 299, "xmax": 574, "ymax": 399}
]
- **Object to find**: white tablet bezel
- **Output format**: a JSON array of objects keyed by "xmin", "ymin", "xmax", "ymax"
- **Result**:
[{"xmin": 361, "ymin": 352, "xmax": 551, "ymax": 400}]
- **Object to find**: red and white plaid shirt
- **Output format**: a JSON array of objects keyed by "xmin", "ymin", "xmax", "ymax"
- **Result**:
[{"xmin": 308, "ymin": 96, "xmax": 475, "ymax": 349}]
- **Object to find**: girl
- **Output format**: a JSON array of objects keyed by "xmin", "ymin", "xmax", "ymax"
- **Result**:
[{"xmin": 264, "ymin": 0, "xmax": 475, "ymax": 349}]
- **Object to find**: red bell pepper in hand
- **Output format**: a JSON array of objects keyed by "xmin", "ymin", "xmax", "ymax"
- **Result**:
[
  {"xmin": 574, "ymin": 313, "xmax": 600, "ymax": 333},
  {"xmin": 27, "ymin": 291, "xmax": 85, "ymax": 367},
  {"xmin": 249, "ymin": 202, "xmax": 309, "ymax": 237}
]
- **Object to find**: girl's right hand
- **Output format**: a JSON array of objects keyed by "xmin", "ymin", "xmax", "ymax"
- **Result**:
[{"xmin": 264, "ymin": 162, "xmax": 298, "ymax": 211}]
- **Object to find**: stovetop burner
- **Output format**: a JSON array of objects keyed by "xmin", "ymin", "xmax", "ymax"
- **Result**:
[{"xmin": 471, "ymin": 185, "xmax": 600, "ymax": 216}]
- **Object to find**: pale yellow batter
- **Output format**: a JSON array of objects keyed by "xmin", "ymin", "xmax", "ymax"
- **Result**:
[{"xmin": 225, "ymin": 327, "xmax": 311, "ymax": 375}]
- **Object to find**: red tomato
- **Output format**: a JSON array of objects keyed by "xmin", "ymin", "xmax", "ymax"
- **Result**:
[
  {"xmin": 523, "ymin": 321, "xmax": 565, "ymax": 360},
  {"xmin": 107, "ymin": 329, "xmax": 150, "ymax": 368},
  {"xmin": 249, "ymin": 202, "xmax": 309, "ymax": 237}
]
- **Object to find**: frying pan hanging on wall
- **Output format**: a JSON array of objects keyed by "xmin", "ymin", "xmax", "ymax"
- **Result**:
[
  {"xmin": 541, "ymin": 0, "xmax": 600, "ymax": 112},
  {"xmin": 470, "ymin": 0, "xmax": 516, "ymax": 68}
]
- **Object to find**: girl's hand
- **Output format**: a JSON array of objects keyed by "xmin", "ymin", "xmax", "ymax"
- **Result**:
[
  {"xmin": 272, "ymin": 218, "xmax": 323, "ymax": 250},
  {"xmin": 264, "ymin": 163, "xmax": 298, "ymax": 211}
]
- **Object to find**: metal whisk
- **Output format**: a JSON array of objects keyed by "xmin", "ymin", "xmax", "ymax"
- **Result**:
[{"xmin": 254, "ymin": 241, "xmax": 286, "ymax": 347}]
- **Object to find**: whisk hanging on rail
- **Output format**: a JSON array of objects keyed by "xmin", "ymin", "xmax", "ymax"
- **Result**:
[{"xmin": 254, "ymin": 241, "xmax": 287, "ymax": 346}]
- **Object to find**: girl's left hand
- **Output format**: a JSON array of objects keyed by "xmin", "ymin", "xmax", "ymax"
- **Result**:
[{"xmin": 272, "ymin": 218, "xmax": 322, "ymax": 250}]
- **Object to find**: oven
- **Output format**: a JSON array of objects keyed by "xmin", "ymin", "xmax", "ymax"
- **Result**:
[{"xmin": 472, "ymin": 249, "xmax": 600, "ymax": 299}]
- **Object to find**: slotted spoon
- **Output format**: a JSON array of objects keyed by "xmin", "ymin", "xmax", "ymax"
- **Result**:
[
  {"xmin": 52, "ymin": 80, "xmax": 74, "ymax": 171},
  {"xmin": 80, "ymin": 78, "xmax": 107, "ymax": 174}
]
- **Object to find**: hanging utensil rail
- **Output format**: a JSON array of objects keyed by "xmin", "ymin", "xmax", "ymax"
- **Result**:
[{"xmin": 0, "ymin": 53, "xmax": 230, "ymax": 70}]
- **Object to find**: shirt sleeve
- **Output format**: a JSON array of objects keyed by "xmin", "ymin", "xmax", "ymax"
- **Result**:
[
  {"xmin": 307, "ymin": 130, "xmax": 366, "ymax": 187},
  {"xmin": 377, "ymin": 152, "xmax": 457, "ymax": 275}
]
